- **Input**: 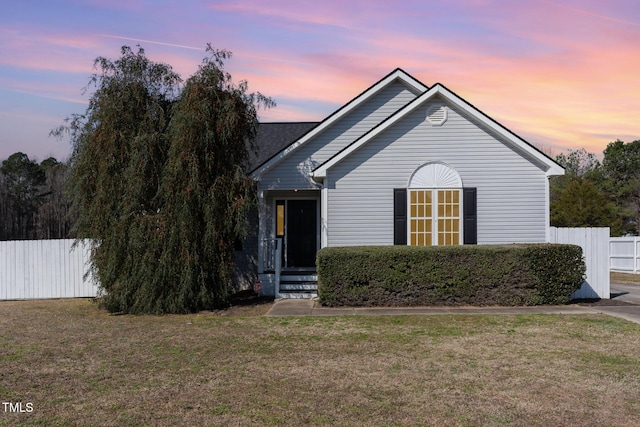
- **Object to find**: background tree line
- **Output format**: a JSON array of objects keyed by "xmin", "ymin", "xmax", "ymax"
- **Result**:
[
  {"xmin": 0, "ymin": 152, "xmax": 74, "ymax": 240},
  {"xmin": 2, "ymin": 140, "xmax": 639, "ymax": 242},
  {"xmin": 551, "ymin": 139, "xmax": 640, "ymax": 236}
]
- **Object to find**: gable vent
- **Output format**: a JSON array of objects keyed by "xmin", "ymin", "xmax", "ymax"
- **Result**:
[{"xmin": 426, "ymin": 105, "xmax": 447, "ymax": 126}]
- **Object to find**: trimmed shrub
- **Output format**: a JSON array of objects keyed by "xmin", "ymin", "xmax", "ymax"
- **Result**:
[{"xmin": 317, "ymin": 245, "xmax": 585, "ymax": 307}]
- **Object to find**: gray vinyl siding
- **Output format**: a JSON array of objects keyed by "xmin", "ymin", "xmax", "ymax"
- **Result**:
[
  {"xmin": 326, "ymin": 98, "xmax": 549, "ymax": 246},
  {"xmin": 259, "ymin": 80, "xmax": 419, "ymax": 191}
]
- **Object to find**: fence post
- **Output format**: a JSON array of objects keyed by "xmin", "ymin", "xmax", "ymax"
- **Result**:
[
  {"xmin": 274, "ymin": 238, "xmax": 282, "ymax": 299},
  {"xmin": 636, "ymin": 237, "xmax": 639, "ymax": 274}
]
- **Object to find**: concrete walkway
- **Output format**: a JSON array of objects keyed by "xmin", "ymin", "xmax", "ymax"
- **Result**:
[{"xmin": 267, "ymin": 298, "xmax": 640, "ymax": 325}]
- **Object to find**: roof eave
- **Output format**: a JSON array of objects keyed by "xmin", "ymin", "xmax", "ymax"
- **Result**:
[
  {"xmin": 432, "ymin": 84, "xmax": 565, "ymax": 175},
  {"xmin": 313, "ymin": 84, "xmax": 566, "ymax": 178},
  {"xmin": 252, "ymin": 68, "xmax": 428, "ymax": 180}
]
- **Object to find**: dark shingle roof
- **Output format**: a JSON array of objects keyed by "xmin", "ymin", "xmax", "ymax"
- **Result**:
[{"xmin": 247, "ymin": 122, "xmax": 319, "ymax": 172}]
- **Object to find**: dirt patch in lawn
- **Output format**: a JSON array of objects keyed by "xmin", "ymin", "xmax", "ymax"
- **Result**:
[
  {"xmin": 203, "ymin": 289, "xmax": 275, "ymax": 317},
  {"xmin": 1, "ymin": 298, "xmax": 639, "ymax": 426},
  {"xmin": 572, "ymin": 297, "xmax": 638, "ymax": 307}
]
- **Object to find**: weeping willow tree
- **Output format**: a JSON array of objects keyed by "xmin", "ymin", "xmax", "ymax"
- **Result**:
[
  {"xmin": 55, "ymin": 45, "xmax": 272, "ymax": 313},
  {"xmin": 150, "ymin": 48, "xmax": 273, "ymax": 313}
]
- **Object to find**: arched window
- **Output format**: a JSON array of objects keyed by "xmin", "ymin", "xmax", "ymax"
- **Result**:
[
  {"xmin": 407, "ymin": 162, "xmax": 462, "ymax": 246},
  {"xmin": 408, "ymin": 161, "xmax": 462, "ymax": 188}
]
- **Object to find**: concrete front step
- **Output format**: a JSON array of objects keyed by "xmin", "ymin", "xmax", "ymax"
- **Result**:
[
  {"xmin": 278, "ymin": 271, "xmax": 318, "ymax": 299},
  {"xmin": 280, "ymin": 282, "xmax": 318, "ymax": 291},
  {"xmin": 279, "ymin": 274, "xmax": 318, "ymax": 282},
  {"xmin": 278, "ymin": 292, "xmax": 318, "ymax": 299}
]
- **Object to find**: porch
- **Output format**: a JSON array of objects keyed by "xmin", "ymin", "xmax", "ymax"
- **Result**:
[
  {"xmin": 256, "ymin": 189, "xmax": 321, "ymax": 298},
  {"xmin": 258, "ymin": 238, "xmax": 318, "ymax": 299}
]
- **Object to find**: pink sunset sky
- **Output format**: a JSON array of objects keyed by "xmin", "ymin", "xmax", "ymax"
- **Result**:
[{"xmin": 1, "ymin": 0, "xmax": 639, "ymax": 162}]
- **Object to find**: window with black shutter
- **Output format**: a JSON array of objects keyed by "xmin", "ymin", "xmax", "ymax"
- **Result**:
[{"xmin": 394, "ymin": 187, "xmax": 477, "ymax": 246}]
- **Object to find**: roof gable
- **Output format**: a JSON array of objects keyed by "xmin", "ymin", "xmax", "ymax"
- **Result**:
[
  {"xmin": 312, "ymin": 83, "xmax": 565, "ymax": 179},
  {"xmin": 250, "ymin": 68, "xmax": 428, "ymax": 178}
]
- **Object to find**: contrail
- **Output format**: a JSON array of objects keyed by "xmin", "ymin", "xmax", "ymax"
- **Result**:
[
  {"xmin": 98, "ymin": 33, "xmax": 308, "ymax": 66},
  {"xmin": 97, "ymin": 34, "xmax": 205, "ymax": 51}
]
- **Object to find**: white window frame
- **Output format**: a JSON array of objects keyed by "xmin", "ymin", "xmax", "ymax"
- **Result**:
[
  {"xmin": 407, "ymin": 188, "xmax": 463, "ymax": 246},
  {"xmin": 407, "ymin": 162, "xmax": 464, "ymax": 247}
]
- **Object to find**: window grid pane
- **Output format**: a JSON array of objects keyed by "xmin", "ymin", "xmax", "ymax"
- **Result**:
[
  {"xmin": 437, "ymin": 190, "xmax": 460, "ymax": 246},
  {"xmin": 276, "ymin": 202, "xmax": 285, "ymax": 237},
  {"xmin": 410, "ymin": 189, "xmax": 461, "ymax": 247},
  {"xmin": 409, "ymin": 190, "xmax": 433, "ymax": 247}
]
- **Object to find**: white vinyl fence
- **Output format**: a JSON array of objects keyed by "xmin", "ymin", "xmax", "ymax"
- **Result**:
[
  {"xmin": 0, "ymin": 239, "xmax": 98, "ymax": 300},
  {"xmin": 0, "ymin": 231, "xmax": 615, "ymax": 301},
  {"xmin": 548, "ymin": 227, "xmax": 610, "ymax": 299},
  {"xmin": 610, "ymin": 236, "xmax": 640, "ymax": 274}
]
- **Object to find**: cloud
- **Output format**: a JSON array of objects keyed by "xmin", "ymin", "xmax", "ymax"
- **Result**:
[
  {"xmin": 1, "ymin": 0, "xmax": 639, "ymax": 161},
  {"xmin": 208, "ymin": 1, "xmax": 358, "ymax": 29},
  {"xmin": 0, "ymin": 76, "xmax": 87, "ymax": 105},
  {"xmin": 258, "ymin": 101, "xmax": 325, "ymax": 122},
  {"xmin": 217, "ymin": 9, "xmax": 640, "ymax": 155},
  {"xmin": 539, "ymin": 0, "xmax": 640, "ymax": 28},
  {"xmin": 0, "ymin": 27, "xmax": 100, "ymax": 74}
]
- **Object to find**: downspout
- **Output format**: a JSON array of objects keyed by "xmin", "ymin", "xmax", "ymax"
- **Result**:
[
  {"xmin": 545, "ymin": 175, "xmax": 551, "ymax": 243},
  {"xmin": 321, "ymin": 181, "xmax": 328, "ymax": 248},
  {"xmin": 312, "ymin": 174, "xmax": 328, "ymax": 248},
  {"xmin": 257, "ymin": 189, "xmax": 265, "ymax": 274}
]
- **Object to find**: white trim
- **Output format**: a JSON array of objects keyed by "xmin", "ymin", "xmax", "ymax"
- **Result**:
[
  {"xmin": 433, "ymin": 85, "xmax": 565, "ymax": 177},
  {"xmin": 545, "ymin": 177, "xmax": 551, "ymax": 242},
  {"xmin": 251, "ymin": 69, "xmax": 427, "ymax": 180},
  {"xmin": 321, "ymin": 183, "xmax": 328, "ymax": 248},
  {"xmin": 257, "ymin": 190, "xmax": 266, "ymax": 274},
  {"xmin": 271, "ymin": 196, "xmax": 321, "ymax": 268},
  {"xmin": 312, "ymin": 84, "xmax": 565, "ymax": 179},
  {"xmin": 407, "ymin": 188, "xmax": 463, "ymax": 246}
]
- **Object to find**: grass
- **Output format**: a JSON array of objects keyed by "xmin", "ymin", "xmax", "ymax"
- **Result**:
[
  {"xmin": 611, "ymin": 271, "xmax": 640, "ymax": 285},
  {"xmin": 0, "ymin": 298, "xmax": 639, "ymax": 426}
]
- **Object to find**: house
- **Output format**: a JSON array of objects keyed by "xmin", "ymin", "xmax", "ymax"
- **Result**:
[{"xmin": 239, "ymin": 68, "xmax": 564, "ymax": 297}]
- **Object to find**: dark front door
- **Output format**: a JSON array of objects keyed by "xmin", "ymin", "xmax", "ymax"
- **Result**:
[{"xmin": 286, "ymin": 200, "xmax": 317, "ymax": 268}]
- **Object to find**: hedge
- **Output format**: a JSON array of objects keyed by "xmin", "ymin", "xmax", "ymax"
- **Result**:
[{"xmin": 316, "ymin": 245, "xmax": 586, "ymax": 307}]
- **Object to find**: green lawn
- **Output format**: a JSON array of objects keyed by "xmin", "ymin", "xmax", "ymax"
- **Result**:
[{"xmin": 0, "ymin": 298, "xmax": 639, "ymax": 426}]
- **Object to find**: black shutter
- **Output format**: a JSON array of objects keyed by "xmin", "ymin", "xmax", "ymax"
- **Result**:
[
  {"xmin": 463, "ymin": 188, "xmax": 477, "ymax": 245},
  {"xmin": 393, "ymin": 188, "xmax": 407, "ymax": 245}
]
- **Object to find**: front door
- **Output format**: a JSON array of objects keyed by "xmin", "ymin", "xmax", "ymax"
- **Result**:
[{"xmin": 281, "ymin": 199, "xmax": 317, "ymax": 268}]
